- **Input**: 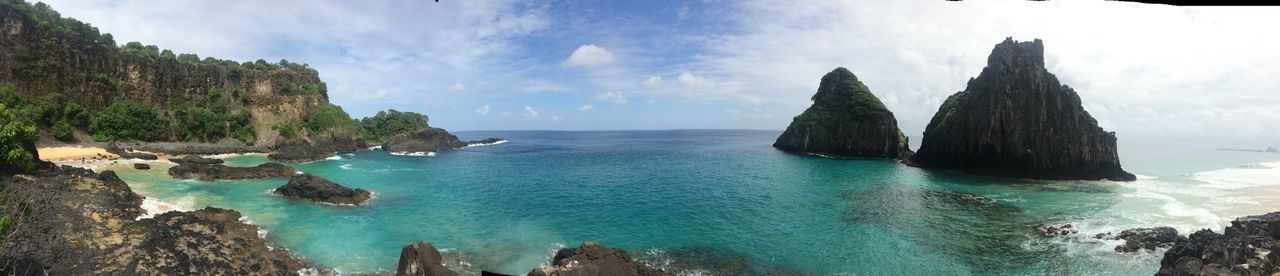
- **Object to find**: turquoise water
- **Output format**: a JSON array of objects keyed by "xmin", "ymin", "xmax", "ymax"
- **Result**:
[{"xmin": 106, "ymin": 130, "xmax": 1280, "ymax": 275}]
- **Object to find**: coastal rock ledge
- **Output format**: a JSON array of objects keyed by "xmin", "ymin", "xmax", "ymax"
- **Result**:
[
  {"xmin": 273, "ymin": 174, "xmax": 372, "ymax": 205},
  {"xmin": 1158, "ymin": 212, "xmax": 1280, "ymax": 275},
  {"xmin": 394, "ymin": 241, "xmax": 457, "ymax": 276},
  {"xmin": 528, "ymin": 242, "xmax": 671, "ymax": 276},
  {"xmin": 383, "ymin": 127, "xmax": 503, "ymax": 154},
  {"xmin": 773, "ymin": 67, "xmax": 910, "ymax": 159},
  {"xmin": 909, "ymin": 38, "xmax": 1135, "ymax": 181}
]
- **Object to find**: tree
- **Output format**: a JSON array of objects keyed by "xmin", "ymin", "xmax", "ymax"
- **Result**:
[
  {"xmin": 0, "ymin": 104, "xmax": 38, "ymax": 171},
  {"xmin": 160, "ymin": 49, "xmax": 176, "ymax": 60},
  {"xmin": 303, "ymin": 104, "xmax": 361, "ymax": 135},
  {"xmin": 63, "ymin": 102, "xmax": 90, "ymax": 127},
  {"xmin": 360, "ymin": 109, "xmax": 430, "ymax": 142},
  {"xmin": 90, "ymin": 100, "xmax": 168, "ymax": 141},
  {"xmin": 177, "ymin": 53, "xmax": 200, "ymax": 64},
  {"xmin": 52, "ymin": 120, "xmax": 73, "ymax": 141}
]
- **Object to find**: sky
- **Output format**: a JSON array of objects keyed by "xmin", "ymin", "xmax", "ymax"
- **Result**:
[{"xmin": 39, "ymin": 0, "xmax": 1280, "ymax": 146}]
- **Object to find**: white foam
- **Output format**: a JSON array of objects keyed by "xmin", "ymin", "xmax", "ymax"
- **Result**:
[
  {"xmin": 339, "ymin": 164, "xmax": 353, "ymax": 170},
  {"xmin": 201, "ymin": 152, "xmax": 267, "ymax": 159},
  {"xmin": 463, "ymin": 139, "xmax": 508, "ymax": 148},
  {"xmin": 366, "ymin": 145, "xmax": 383, "ymax": 150},
  {"xmin": 390, "ymin": 151, "xmax": 436, "ymax": 157},
  {"xmin": 1190, "ymin": 161, "xmax": 1280, "ymax": 190},
  {"xmin": 136, "ymin": 196, "xmax": 195, "ymax": 220},
  {"xmin": 1134, "ymin": 174, "xmax": 1158, "ymax": 180},
  {"xmin": 325, "ymin": 155, "xmax": 343, "ymax": 161}
]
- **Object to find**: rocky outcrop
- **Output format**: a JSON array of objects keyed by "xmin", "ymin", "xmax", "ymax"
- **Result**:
[
  {"xmin": 268, "ymin": 131, "xmax": 367, "ymax": 163},
  {"xmin": 395, "ymin": 241, "xmax": 458, "ymax": 276},
  {"xmin": 0, "ymin": 2, "xmax": 330, "ymax": 146},
  {"xmin": 168, "ymin": 162, "xmax": 295, "ymax": 181},
  {"xmin": 105, "ymin": 143, "xmax": 158, "ymax": 160},
  {"xmin": 169, "ymin": 155, "xmax": 225, "ymax": 165},
  {"xmin": 383, "ymin": 128, "xmax": 501, "ymax": 154},
  {"xmin": 0, "ymin": 166, "xmax": 310, "ymax": 274},
  {"xmin": 273, "ymin": 174, "xmax": 371, "ymax": 205},
  {"xmin": 773, "ymin": 67, "xmax": 910, "ymax": 159},
  {"xmin": 1094, "ymin": 227, "xmax": 1184, "ymax": 252},
  {"xmin": 133, "ymin": 163, "xmax": 150, "ymax": 170},
  {"xmin": 1034, "ymin": 224, "xmax": 1078, "ymax": 237},
  {"xmin": 909, "ymin": 38, "xmax": 1135, "ymax": 181},
  {"xmin": 528, "ymin": 242, "xmax": 670, "ymax": 276},
  {"xmin": 1158, "ymin": 212, "xmax": 1280, "ymax": 275}
]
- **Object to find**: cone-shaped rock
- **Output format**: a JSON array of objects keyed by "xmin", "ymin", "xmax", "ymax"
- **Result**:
[
  {"xmin": 773, "ymin": 67, "xmax": 910, "ymax": 159},
  {"xmin": 910, "ymin": 38, "xmax": 1135, "ymax": 181}
]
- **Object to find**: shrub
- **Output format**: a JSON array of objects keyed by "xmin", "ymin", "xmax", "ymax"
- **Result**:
[
  {"xmin": 360, "ymin": 109, "xmax": 429, "ymax": 142},
  {"xmin": 63, "ymin": 102, "xmax": 90, "ymax": 127},
  {"xmin": 275, "ymin": 122, "xmax": 300, "ymax": 139},
  {"xmin": 90, "ymin": 100, "xmax": 167, "ymax": 141},
  {"xmin": 304, "ymin": 104, "xmax": 361, "ymax": 135},
  {"xmin": 52, "ymin": 120, "xmax": 73, "ymax": 141},
  {"xmin": 0, "ymin": 104, "xmax": 38, "ymax": 171}
]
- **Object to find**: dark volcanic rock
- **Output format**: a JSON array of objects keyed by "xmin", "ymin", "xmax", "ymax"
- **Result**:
[
  {"xmin": 106, "ymin": 143, "xmax": 158, "ymax": 160},
  {"xmin": 168, "ymin": 155, "xmax": 225, "ymax": 165},
  {"xmin": 268, "ymin": 131, "xmax": 367, "ymax": 163},
  {"xmin": 1034, "ymin": 224, "xmax": 1078, "ymax": 237},
  {"xmin": 395, "ymin": 241, "xmax": 458, "ymax": 276},
  {"xmin": 0, "ymin": 166, "xmax": 310, "ymax": 274},
  {"xmin": 273, "ymin": 174, "xmax": 371, "ymax": 205},
  {"xmin": 528, "ymin": 242, "xmax": 670, "ymax": 276},
  {"xmin": 773, "ymin": 67, "xmax": 910, "ymax": 159},
  {"xmin": 133, "ymin": 163, "xmax": 150, "ymax": 170},
  {"xmin": 909, "ymin": 38, "xmax": 1135, "ymax": 181},
  {"xmin": 1158, "ymin": 212, "xmax": 1280, "ymax": 275},
  {"xmin": 168, "ymin": 162, "xmax": 295, "ymax": 181},
  {"xmin": 1094, "ymin": 227, "xmax": 1184, "ymax": 252},
  {"xmin": 384, "ymin": 128, "xmax": 501, "ymax": 153}
]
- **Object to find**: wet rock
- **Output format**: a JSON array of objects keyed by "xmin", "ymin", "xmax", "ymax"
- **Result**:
[
  {"xmin": 384, "ymin": 128, "xmax": 501, "ymax": 153},
  {"xmin": 395, "ymin": 241, "xmax": 457, "ymax": 276},
  {"xmin": 273, "ymin": 174, "xmax": 371, "ymax": 205},
  {"xmin": 1034, "ymin": 224, "xmax": 1078, "ymax": 237},
  {"xmin": 958, "ymin": 193, "xmax": 995, "ymax": 205},
  {"xmin": 168, "ymin": 155, "xmax": 224, "ymax": 165},
  {"xmin": 133, "ymin": 163, "xmax": 150, "ymax": 170},
  {"xmin": 773, "ymin": 67, "xmax": 911, "ymax": 159},
  {"xmin": 1094, "ymin": 227, "xmax": 1184, "ymax": 252},
  {"xmin": 1158, "ymin": 212, "xmax": 1280, "ymax": 275},
  {"xmin": 168, "ymin": 162, "xmax": 295, "ymax": 181},
  {"xmin": 528, "ymin": 242, "xmax": 670, "ymax": 276},
  {"xmin": 909, "ymin": 38, "xmax": 1135, "ymax": 181},
  {"xmin": 268, "ymin": 131, "xmax": 367, "ymax": 163}
]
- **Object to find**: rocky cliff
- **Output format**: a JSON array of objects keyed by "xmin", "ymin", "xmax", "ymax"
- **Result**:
[
  {"xmin": 774, "ymin": 67, "xmax": 909, "ymax": 159},
  {"xmin": 909, "ymin": 38, "xmax": 1135, "ymax": 181},
  {"xmin": 0, "ymin": 2, "xmax": 328, "ymax": 145},
  {"xmin": 1158, "ymin": 212, "xmax": 1280, "ymax": 275}
]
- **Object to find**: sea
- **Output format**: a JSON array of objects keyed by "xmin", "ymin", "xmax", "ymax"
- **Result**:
[{"xmin": 104, "ymin": 130, "xmax": 1280, "ymax": 275}]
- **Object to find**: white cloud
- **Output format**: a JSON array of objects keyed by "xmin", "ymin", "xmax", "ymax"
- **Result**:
[
  {"xmin": 593, "ymin": 91, "xmax": 628, "ymax": 105},
  {"xmin": 551, "ymin": 115, "xmax": 564, "ymax": 122},
  {"xmin": 474, "ymin": 104, "xmax": 490, "ymax": 116},
  {"xmin": 352, "ymin": 88, "xmax": 388, "ymax": 101},
  {"xmin": 643, "ymin": 75, "xmax": 664, "ymax": 88},
  {"xmin": 578, "ymin": 104, "xmax": 594, "ymax": 111},
  {"xmin": 676, "ymin": 72, "xmax": 715, "ymax": 89},
  {"xmin": 500, "ymin": 111, "xmax": 511, "ymax": 117},
  {"xmin": 561, "ymin": 44, "xmax": 617, "ymax": 69},
  {"xmin": 523, "ymin": 106, "xmax": 539, "ymax": 119},
  {"xmin": 449, "ymin": 82, "xmax": 466, "ymax": 93}
]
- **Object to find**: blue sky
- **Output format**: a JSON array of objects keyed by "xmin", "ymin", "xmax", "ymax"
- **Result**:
[{"xmin": 39, "ymin": 0, "xmax": 1280, "ymax": 146}]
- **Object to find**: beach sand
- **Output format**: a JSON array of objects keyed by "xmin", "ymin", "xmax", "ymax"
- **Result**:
[{"xmin": 38, "ymin": 146, "xmax": 119, "ymax": 161}]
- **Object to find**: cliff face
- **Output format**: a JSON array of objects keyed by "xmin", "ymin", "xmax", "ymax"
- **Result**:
[
  {"xmin": 909, "ymin": 38, "xmax": 1134, "ymax": 181},
  {"xmin": 773, "ymin": 67, "xmax": 909, "ymax": 159},
  {"xmin": 0, "ymin": 4, "xmax": 328, "ymax": 145},
  {"xmin": 1158, "ymin": 212, "xmax": 1280, "ymax": 275}
]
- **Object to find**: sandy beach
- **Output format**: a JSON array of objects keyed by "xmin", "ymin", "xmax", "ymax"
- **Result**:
[{"xmin": 37, "ymin": 146, "xmax": 119, "ymax": 161}]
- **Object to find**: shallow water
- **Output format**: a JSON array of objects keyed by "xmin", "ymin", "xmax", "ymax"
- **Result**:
[{"xmin": 107, "ymin": 130, "xmax": 1280, "ymax": 275}]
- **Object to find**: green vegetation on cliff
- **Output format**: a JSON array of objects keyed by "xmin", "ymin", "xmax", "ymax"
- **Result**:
[
  {"xmin": 774, "ymin": 67, "xmax": 909, "ymax": 158},
  {"xmin": 89, "ymin": 100, "xmax": 168, "ymax": 141},
  {"xmin": 360, "ymin": 110, "xmax": 430, "ymax": 143},
  {"xmin": 0, "ymin": 103, "xmax": 37, "ymax": 170}
]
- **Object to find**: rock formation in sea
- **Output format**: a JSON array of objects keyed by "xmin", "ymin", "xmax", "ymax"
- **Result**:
[
  {"xmin": 528, "ymin": 242, "xmax": 670, "ymax": 276},
  {"xmin": 773, "ymin": 67, "xmax": 910, "ymax": 159},
  {"xmin": 909, "ymin": 38, "xmax": 1136, "ymax": 181},
  {"xmin": 1158, "ymin": 212, "xmax": 1280, "ymax": 275},
  {"xmin": 169, "ymin": 155, "xmax": 225, "ymax": 165},
  {"xmin": 273, "ymin": 174, "xmax": 372, "ymax": 205},
  {"xmin": 268, "ymin": 131, "xmax": 368, "ymax": 163},
  {"xmin": 1094, "ymin": 227, "xmax": 1184, "ymax": 252},
  {"xmin": 0, "ymin": 166, "xmax": 311, "ymax": 274},
  {"xmin": 383, "ymin": 127, "xmax": 503, "ymax": 154},
  {"xmin": 395, "ymin": 241, "xmax": 458, "ymax": 276},
  {"xmin": 168, "ymin": 162, "xmax": 295, "ymax": 181}
]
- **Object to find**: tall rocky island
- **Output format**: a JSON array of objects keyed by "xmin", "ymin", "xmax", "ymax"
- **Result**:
[
  {"xmin": 909, "ymin": 38, "xmax": 1135, "ymax": 181},
  {"xmin": 773, "ymin": 67, "xmax": 910, "ymax": 159}
]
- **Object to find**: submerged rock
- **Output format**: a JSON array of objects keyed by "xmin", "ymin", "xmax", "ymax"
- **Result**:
[
  {"xmin": 168, "ymin": 162, "xmax": 295, "ymax": 181},
  {"xmin": 395, "ymin": 241, "xmax": 458, "ymax": 276},
  {"xmin": 1158, "ymin": 212, "xmax": 1280, "ymax": 275},
  {"xmin": 528, "ymin": 242, "xmax": 670, "ymax": 276},
  {"xmin": 1034, "ymin": 224, "xmax": 1078, "ymax": 237},
  {"xmin": 273, "ymin": 174, "xmax": 372, "ymax": 205},
  {"xmin": 773, "ymin": 67, "xmax": 910, "ymax": 159},
  {"xmin": 133, "ymin": 163, "xmax": 150, "ymax": 170},
  {"xmin": 909, "ymin": 38, "xmax": 1135, "ymax": 181},
  {"xmin": 1094, "ymin": 227, "xmax": 1184, "ymax": 252},
  {"xmin": 384, "ymin": 128, "xmax": 502, "ymax": 153}
]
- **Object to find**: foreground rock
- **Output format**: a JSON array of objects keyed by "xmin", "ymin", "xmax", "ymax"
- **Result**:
[
  {"xmin": 273, "ymin": 174, "xmax": 372, "ymax": 205},
  {"xmin": 0, "ymin": 166, "xmax": 310, "ymax": 274},
  {"xmin": 1094, "ymin": 227, "xmax": 1184, "ymax": 252},
  {"xmin": 384, "ymin": 128, "xmax": 503, "ymax": 153},
  {"xmin": 528, "ymin": 242, "xmax": 670, "ymax": 276},
  {"xmin": 168, "ymin": 162, "xmax": 295, "ymax": 181},
  {"xmin": 268, "ymin": 131, "xmax": 367, "ymax": 163},
  {"xmin": 909, "ymin": 38, "xmax": 1135, "ymax": 181},
  {"xmin": 395, "ymin": 241, "xmax": 458, "ymax": 276},
  {"xmin": 1158, "ymin": 212, "xmax": 1280, "ymax": 275},
  {"xmin": 773, "ymin": 67, "xmax": 911, "ymax": 159}
]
